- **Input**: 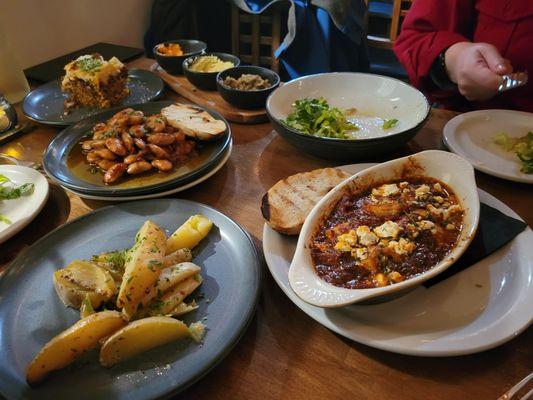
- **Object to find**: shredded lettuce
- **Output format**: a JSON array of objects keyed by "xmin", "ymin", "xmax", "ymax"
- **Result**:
[
  {"xmin": 0, "ymin": 174, "xmax": 35, "ymax": 225},
  {"xmin": 284, "ymin": 98, "xmax": 358, "ymax": 139},
  {"xmin": 493, "ymin": 132, "xmax": 533, "ymax": 174}
]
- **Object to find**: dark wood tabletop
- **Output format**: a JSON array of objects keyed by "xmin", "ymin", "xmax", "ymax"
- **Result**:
[{"xmin": 1, "ymin": 57, "xmax": 531, "ymax": 400}]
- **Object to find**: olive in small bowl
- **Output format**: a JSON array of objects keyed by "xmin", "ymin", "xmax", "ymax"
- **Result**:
[
  {"xmin": 153, "ymin": 39, "xmax": 207, "ymax": 75},
  {"xmin": 216, "ymin": 66, "xmax": 280, "ymax": 109},
  {"xmin": 183, "ymin": 53, "xmax": 241, "ymax": 91}
]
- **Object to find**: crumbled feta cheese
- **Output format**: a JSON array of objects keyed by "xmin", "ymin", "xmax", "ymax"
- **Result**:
[
  {"xmin": 372, "ymin": 183, "xmax": 400, "ymax": 197},
  {"xmin": 433, "ymin": 182, "xmax": 442, "ymax": 192},
  {"xmin": 387, "ymin": 238, "xmax": 416, "ymax": 255},
  {"xmin": 415, "ymin": 184, "xmax": 431, "ymax": 199},
  {"xmin": 443, "ymin": 204, "xmax": 462, "ymax": 220},
  {"xmin": 334, "ymin": 241, "xmax": 352, "ymax": 252},
  {"xmin": 356, "ymin": 225, "xmax": 379, "ymax": 246},
  {"xmin": 351, "ymin": 247, "xmax": 368, "ymax": 260},
  {"xmin": 426, "ymin": 204, "xmax": 442, "ymax": 218},
  {"xmin": 388, "ymin": 271, "xmax": 403, "ymax": 283},
  {"xmin": 337, "ymin": 231, "xmax": 357, "ymax": 245},
  {"xmin": 374, "ymin": 221, "xmax": 400, "ymax": 238},
  {"xmin": 417, "ymin": 220, "xmax": 436, "ymax": 231}
]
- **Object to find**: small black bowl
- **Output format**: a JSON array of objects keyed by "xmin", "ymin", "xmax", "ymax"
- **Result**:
[
  {"xmin": 183, "ymin": 53, "xmax": 241, "ymax": 91},
  {"xmin": 153, "ymin": 39, "xmax": 207, "ymax": 75},
  {"xmin": 216, "ymin": 66, "xmax": 280, "ymax": 109}
]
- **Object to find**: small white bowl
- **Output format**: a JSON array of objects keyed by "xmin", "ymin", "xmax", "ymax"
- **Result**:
[{"xmin": 288, "ymin": 150, "xmax": 480, "ymax": 308}]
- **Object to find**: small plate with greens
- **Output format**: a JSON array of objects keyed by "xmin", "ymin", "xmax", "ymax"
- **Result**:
[
  {"xmin": 443, "ymin": 109, "xmax": 533, "ymax": 184},
  {"xmin": 266, "ymin": 73, "xmax": 429, "ymax": 159},
  {"xmin": 0, "ymin": 165, "xmax": 49, "ymax": 244}
]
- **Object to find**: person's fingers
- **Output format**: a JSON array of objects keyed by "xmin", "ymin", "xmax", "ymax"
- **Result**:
[
  {"xmin": 473, "ymin": 65, "xmax": 503, "ymax": 90},
  {"xmin": 478, "ymin": 44, "xmax": 512, "ymax": 75},
  {"xmin": 501, "ymin": 58, "xmax": 514, "ymax": 74}
]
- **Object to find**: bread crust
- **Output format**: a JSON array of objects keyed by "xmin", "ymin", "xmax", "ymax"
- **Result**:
[{"xmin": 261, "ymin": 168, "xmax": 349, "ymax": 235}]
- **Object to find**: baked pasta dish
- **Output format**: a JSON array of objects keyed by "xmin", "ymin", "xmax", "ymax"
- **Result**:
[{"xmin": 61, "ymin": 54, "xmax": 129, "ymax": 110}]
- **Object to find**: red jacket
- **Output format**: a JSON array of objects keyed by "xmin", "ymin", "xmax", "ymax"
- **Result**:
[{"xmin": 394, "ymin": 0, "xmax": 533, "ymax": 112}]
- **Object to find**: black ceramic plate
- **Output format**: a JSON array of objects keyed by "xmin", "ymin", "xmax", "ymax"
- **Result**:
[
  {"xmin": 0, "ymin": 199, "xmax": 261, "ymax": 400},
  {"xmin": 22, "ymin": 69, "xmax": 164, "ymax": 126},
  {"xmin": 43, "ymin": 101, "xmax": 231, "ymax": 197}
]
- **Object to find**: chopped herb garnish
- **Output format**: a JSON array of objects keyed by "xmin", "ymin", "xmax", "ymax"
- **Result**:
[
  {"xmin": 382, "ymin": 119, "xmax": 399, "ymax": 130},
  {"xmin": 77, "ymin": 57, "xmax": 103, "ymax": 73},
  {"xmin": 0, "ymin": 214, "xmax": 11, "ymax": 225}
]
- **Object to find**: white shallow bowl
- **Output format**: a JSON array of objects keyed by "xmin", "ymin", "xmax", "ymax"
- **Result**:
[
  {"xmin": 288, "ymin": 150, "xmax": 480, "ymax": 307},
  {"xmin": 443, "ymin": 109, "xmax": 533, "ymax": 184},
  {"xmin": 266, "ymin": 72, "xmax": 430, "ymax": 159},
  {"xmin": 0, "ymin": 165, "xmax": 49, "ymax": 244}
]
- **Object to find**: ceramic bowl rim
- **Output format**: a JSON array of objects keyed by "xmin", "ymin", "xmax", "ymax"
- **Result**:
[
  {"xmin": 266, "ymin": 71, "xmax": 431, "ymax": 143},
  {"xmin": 288, "ymin": 150, "xmax": 481, "ymax": 307}
]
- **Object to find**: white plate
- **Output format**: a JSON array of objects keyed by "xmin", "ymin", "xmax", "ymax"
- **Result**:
[
  {"xmin": 0, "ymin": 165, "xmax": 49, "ymax": 244},
  {"xmin": 263, "ymin": 163, "xmax": 533, "ymax": 356},
  {"xmin": 64, "ymin": 140, "xmax": 232, "ymax": 201},
  {"xmin": 443, "ymin": 109, "xmax": 533, "ymax": 184}
]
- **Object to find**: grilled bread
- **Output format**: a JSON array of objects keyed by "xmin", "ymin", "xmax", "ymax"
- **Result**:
[
  {"xmin": 261, "ymin": 168, "xmax": 349, "ymax": 235},
  {"xmin": 162, "ymin": 103, "xmax": 226, "ymax": 141}
]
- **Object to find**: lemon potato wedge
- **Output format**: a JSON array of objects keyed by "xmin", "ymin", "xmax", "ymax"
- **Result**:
[
  {"xmin": 166, "ymin": 215, "xmax": 213, "ymax": 253},
  {"xmin": 26, "ymin": 310, "xmax": 126, "ymax": 385},
  {"xmin": 117, "ymin": 220, "xmax": 166, "ymax": 319},
  {"xmin": 99, "ymin": 316, "xmax": 190, "ymax": 367}
]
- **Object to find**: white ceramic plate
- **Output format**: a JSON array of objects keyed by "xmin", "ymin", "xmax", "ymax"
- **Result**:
[
  {"xmin": 443, "ymin": 109, "xmax": 533, "ymax": 184},
  {"xmin": 64, "ymin": 141, "xmax": 232, "ymax": 201},
  {"xmin": 263, "ymin": 163, "xmax": 533, "ymax": 356},
  {"xmin": 0, "ymin": 165, "xmax": 49, "ymax": 244}
]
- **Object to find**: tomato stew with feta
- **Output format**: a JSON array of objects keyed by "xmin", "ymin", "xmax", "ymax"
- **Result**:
[{"xmin": 310, "ymin": 178, "xmax": 464, "ymax": 289}]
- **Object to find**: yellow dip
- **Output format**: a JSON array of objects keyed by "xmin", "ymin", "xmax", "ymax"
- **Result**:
[{"xmin": 189, "ymin": 55, "xmax": 234, "ymax": 73}]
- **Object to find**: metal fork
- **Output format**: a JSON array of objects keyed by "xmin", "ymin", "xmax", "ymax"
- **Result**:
[
  {"xmin": 497, "ymin": 372, "xmax": 533, "ymax": 400},
  {"xmin": 498, "ymin": 71, "xmax": 528, "ymax": 93}
]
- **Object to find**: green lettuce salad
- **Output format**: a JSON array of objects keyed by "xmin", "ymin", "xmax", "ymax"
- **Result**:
[
  {"xmin": 493, "ymin": 131, "xmax": 533, "ymax": 174},
  {"xmin": 0, "ymin": 173, "xmax": 35, "ymax": 225},
  {"xmin": 284, "ymin": 98, "xmax": 358, "ymax": 139}
]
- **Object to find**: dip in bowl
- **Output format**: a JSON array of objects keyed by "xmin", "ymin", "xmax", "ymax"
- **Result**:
[{"xmin": 288, "ymin": 150, "xmax": 480, "ymax": 307}]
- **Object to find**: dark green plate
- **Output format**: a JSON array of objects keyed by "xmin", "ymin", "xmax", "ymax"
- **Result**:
[
  {"xmin": 43, "ymin": 101, "xmax": 231, "ymax": 197},
  {"xmin": 22, "ymin": 69, "xmax": 164, "ymax": 126},
  {"xmin": 0, "ymin": 199, "xmax": 260, "ymax": 400}
]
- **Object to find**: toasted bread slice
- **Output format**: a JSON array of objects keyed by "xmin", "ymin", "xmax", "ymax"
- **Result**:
[
  {"xmin": 261, "ymin": 168, "xmax": 349, "ymax": 235},
  {"xmin": 162, "ymin": 104, "xmax": 226, "ymax": 141}
]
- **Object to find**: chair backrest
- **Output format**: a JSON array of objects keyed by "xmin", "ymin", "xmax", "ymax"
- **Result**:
[
  {"xmin": 230, "ymin": 5, "xmax": 286, "ymax": 73},
  {"xmin": 365, "ymin": 0, "xmax": 414, "ymax": 49}
]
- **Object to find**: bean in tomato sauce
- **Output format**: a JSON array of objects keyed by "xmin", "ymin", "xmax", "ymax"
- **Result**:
[{"xmin": 310, "ymin": 178, "xmax": 464, "ymax": 289}]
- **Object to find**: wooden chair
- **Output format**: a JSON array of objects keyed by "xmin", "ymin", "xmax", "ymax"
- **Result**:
[
  {"xmin": 365, "ymin": 0, "xmax": 414, "ymax": 49},
  {"xmin": 364, "ymin": 0, "xmax": 413, "ymax": 79},
  {"xmin": 230, "ymin": 4, "xmax": 287, "ymax": 73}
]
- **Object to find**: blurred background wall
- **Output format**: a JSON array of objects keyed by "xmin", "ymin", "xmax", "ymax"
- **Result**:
[{"xmin": 1, "ymin": 0, "xmax": 153, "ymax": 69}]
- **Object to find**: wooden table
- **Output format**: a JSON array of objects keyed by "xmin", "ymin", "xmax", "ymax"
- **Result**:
[{"xmin": 1, "ymin": 57, "xmax": 531, "ymax": 400}]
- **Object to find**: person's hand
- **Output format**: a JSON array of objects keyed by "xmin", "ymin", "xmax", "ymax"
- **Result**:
[{"xmin": 444, "ymin": 42, "xmax": 513, "ymax": 101}]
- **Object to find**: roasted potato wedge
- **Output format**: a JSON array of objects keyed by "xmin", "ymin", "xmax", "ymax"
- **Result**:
[
  {"xmin": 53, "ymin": 260, "xmax": 117, "ymax": 309},
  {"xmin": 167, "ymin": 214, "xmax": 213, "ymax": 254},
  {"xmin": 117, "ymin": 221, "xmax": 167, "ymax": 319},
  {"xmin": 140, "ymin": 262, "xmax": 201, "ymax": 308},
  {"xmin": 149, "ymin": 274, "xmax": 202, "ymax": 316},
  {"xmin": 166, "ymin": 215, "xmax": 213, "ymax": 253},
  {"xmin": 26, "ymin": 311, "xmax": 126, "ymax": 385},
  {"xmin": 165, "ymin": 300, "xmax": 198, "ymax": 318},
  {"xmin": 162, "ymin": 248, "xmax": 192, "ymax": 267},
  {"xmin": 99, "ymin": 316, "xmax": 190, "ymax": 367}
]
